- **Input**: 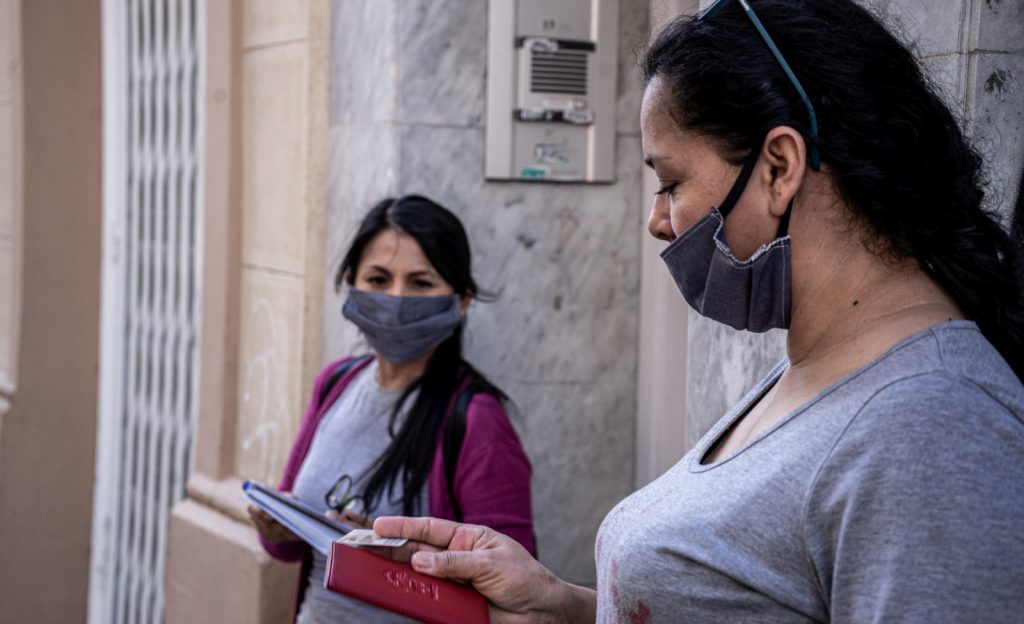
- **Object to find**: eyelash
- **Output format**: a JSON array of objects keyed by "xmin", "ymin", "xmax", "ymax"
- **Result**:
[{"xmin": 654, "ymin": 182, "xmax": 678, "ymax": 197}]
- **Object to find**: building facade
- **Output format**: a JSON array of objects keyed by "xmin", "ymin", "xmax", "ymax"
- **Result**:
[{"xmin": 0, "ymin": 0, "xmax": 1021, "ymax": 622}]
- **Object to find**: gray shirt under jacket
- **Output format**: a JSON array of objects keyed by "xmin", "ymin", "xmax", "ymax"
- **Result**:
[
  {"xmin": 597, "ymin": 321, "xmax": 1024, "ymax": 623},
  {"xmin": 292, "ymin": 360, "xmax": 422, "ymax": 624}
]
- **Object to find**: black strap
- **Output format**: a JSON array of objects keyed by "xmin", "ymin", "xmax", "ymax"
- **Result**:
[
  {"xmin": 442, "ymin": 382, "xmax": 478, "ymax": 523},
  {"xmin": 318, "ymin": 355, "xmax": 373, "ymax": 407},
  {"xmin": 718, "ymin": 147, "xmax": 794, "ymax": 239},
  {"xmin": 717, "ymin": 149, "xmax": 762, "ymax": 219}
]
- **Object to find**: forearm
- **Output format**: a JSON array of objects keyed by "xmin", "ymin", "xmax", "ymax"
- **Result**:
[{"xmin": 533, "ymin": 572, "xmax": 596, "ymax": 624}]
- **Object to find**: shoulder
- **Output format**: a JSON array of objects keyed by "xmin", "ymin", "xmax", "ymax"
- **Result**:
[
  {"xmin": 462, "ymin": 391, "xmax": 513, "ymax": 432},
  {"xmin": 863, "ymin": 369, "xmax": 1018, "ymax": 424},
  {"xmin": 833, "ymin": 323, "xmax": 1023, "ymax": 449},
  {"xmin": 454, "ymin": 389, "xmax": 530, "ymax": 457},
  {"xmin": 311, "ymin": 354, "xmax": 372, "ymax": 392},
  {"xmin": 804, "ymin": 369, "xmax": 1024, "ymax": 614},
  {"xmin": 315, "ymin": 354, "xmax": 370, "ymax": 381},
  {"xmin": 465, "ymin": 390, "xmax": 505, "ymax": 415},
  {"xmin": 809, "ymin": 369, "xmax": 1024, "ymax": 521},
  {"xmin": 829, "ymin": 370, "xmax": 1022, "ymax": 468}
]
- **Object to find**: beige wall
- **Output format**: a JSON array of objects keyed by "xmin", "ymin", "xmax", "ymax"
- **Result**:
[
  {"xmin": 0, "ymin": 0, "xmax": 103, "ymax": 622},
  {"xmin": 235, "ymin": 0, "xmax": 329, "ymax": 487},
  {"xmin": 165, "ymin": 1, "xmax": 330, "ymax": 622}
]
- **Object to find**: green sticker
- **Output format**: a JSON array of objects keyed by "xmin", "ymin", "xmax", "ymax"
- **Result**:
[{"xmin": 520, "ymin": 166, "xmax": 547, "ymax": 179}]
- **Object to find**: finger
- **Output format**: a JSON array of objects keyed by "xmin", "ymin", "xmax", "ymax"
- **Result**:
[
  {"xmin": 409, "ymin": 548, "xmax": 491, "ymax": 581},
  {"xmin": 373, "ymin": 516, "xmax": 462, "ymax": 548},
  {"xmin": 249, "ymin": 510, "xmax": 270, "ymax": 531},
  {"xmin": 373, "ymin": 540, "xmax": 445, "ymax": 563}
]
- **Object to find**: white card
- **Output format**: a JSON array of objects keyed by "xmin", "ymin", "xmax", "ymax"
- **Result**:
[{"xmin": 337, "ymin": 528, "xmax": 408, "ymax": 548}]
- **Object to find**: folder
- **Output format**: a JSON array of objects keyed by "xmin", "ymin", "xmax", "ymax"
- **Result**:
[
  {"xmin": 242, "ymin": 480, "xmax": 354, "ymax": 557},
  {"xmin": 325, "ymin": 540, "xmax": 489, "ymax": 624}
]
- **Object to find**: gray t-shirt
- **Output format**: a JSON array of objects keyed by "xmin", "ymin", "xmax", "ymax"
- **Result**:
[
  {"xmin": 292, "ymin": 360, "xmax": 423, "ymax": 624},
  {"xmin": 597, "ymin": 321, "xmax": 1024, "ymax": 623}
]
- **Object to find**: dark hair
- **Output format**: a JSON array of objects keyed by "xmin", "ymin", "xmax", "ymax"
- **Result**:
[
  {"xmin": 1014, "ymin": 162, "xmax": 1024, "ymax": 283},
  {"xmin": 642, "ymin": 0, "xmax": 1024, "ymax": 381},
  {"xmin": 335, "ymin": 194, "xmax": 505, "ymax": 516}
]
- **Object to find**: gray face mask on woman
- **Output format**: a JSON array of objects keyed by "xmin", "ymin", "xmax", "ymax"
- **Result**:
[
  {"xmin": 342, "ymin": 289, "xmax": 463, "ymax": 363},
  {"xmin": 659, "ymin": 149, "xmax": 793, "ymax": 333}
]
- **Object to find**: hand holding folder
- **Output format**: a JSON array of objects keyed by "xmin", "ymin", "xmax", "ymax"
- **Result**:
[
  {"xmin": 371, "ymin": 516, "xmax": 597, "ymax": 624},
  {"xmin": 244, "ymin": 481, "xmax": 491, "ymax": 622},
  {"xmin": 243, "ymin": 480, "xmax": 355, "ymax": 557}
]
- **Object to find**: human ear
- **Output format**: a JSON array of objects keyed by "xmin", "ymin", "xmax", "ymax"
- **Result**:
[
  {"xmin": 458, "ymin": 293, "xmax": 472, "ymax": 315},
  {"xmin": 761, "ymin": 126, "xmax": 808, "ymax": 218}
]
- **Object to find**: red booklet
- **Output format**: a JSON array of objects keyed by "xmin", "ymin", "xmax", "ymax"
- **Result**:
[{"xmin": 325, "ymin": 541, "xmax": 489, "ymax": 624}]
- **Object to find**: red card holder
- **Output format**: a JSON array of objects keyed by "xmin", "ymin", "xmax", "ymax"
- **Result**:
[{"xmin": 325, "ymin": 541, "xmax": 490, "ymax": 624}]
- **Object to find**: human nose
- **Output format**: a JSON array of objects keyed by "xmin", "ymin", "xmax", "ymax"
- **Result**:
[
  {"xmin": 647, "ymin": 194, "xmax": 675, "ymax": 242},
  {"xmin": 386, "ymin": 282, "xmax": 408, "ymax": 297}
]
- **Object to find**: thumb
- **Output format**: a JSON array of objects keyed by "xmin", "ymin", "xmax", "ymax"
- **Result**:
[{"xmin": 411, "ymin": 549, "xmax": 484, "ymax": 580}]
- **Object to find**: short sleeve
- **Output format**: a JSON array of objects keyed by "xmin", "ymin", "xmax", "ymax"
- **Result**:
[{"xmin": 804, "ymin": 374, "xmax": 1024, "ymax": 623}]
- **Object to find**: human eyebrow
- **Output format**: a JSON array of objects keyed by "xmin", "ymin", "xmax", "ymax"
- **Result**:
[
  {"xmin": 406, "ymin": 269, "xmax": 439, "ymax": 280},
  {"xmin": 364, "ymin": 265, "xmax": 393, "ymax": 276}
]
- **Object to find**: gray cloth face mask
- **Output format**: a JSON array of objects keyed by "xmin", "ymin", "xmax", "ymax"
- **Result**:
[
  {"xmin": 342, "ymin": 289, "xmax": 463, "ymax": 363},
  {"xmin": 659, "ymin": 149, "xmax": 792, "ymax": 333}
]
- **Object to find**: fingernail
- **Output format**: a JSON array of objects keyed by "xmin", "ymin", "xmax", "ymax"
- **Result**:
[{"xmin": 412, "ymin": 552, "xmax": 435, "ymax": 572}]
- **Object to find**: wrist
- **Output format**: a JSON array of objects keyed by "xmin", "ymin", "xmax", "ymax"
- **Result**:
[{"xmin": 538, "ymin": 576, "xmax": 596, "ymax": 624}]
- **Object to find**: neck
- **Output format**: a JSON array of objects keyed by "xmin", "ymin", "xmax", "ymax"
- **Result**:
[
  {"xmin": 375, "ymin": 351, "xmax": 433, "ymax": 390},
  {"xmin": 786, "ymin": 243, "xmax": 964, "ymax": 373}
]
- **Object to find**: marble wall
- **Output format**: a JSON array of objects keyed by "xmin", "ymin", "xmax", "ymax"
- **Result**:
[
  {"xmin": 0, "ymin": 0, "xmax": 19, "ymax": 396},
  {"xmin": 863, "ymin": 0, "xmax": 1024, "ymax": 223},
  {"xmin": 327, "ymin": 0, "xmax": 650, "ymax": 584}
]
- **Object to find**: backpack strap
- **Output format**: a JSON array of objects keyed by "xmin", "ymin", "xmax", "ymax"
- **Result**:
[
  {"xmin": 442, "ymin": 381, "xmax": 482, "ymax": 523},
  {"xmin": 318, "ymin": 355, "xmax": 374, "ymax": 407}
]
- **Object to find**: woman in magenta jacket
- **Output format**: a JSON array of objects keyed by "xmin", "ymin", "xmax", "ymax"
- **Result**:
[{"xmin": 249, "ymin": 195, "xmax": 534, "ymax": 624}]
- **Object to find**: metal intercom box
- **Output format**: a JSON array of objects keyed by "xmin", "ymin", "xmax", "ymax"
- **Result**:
[{"xmin": 485, "ymin": 0, "xmax": 620, "ymax": 182}]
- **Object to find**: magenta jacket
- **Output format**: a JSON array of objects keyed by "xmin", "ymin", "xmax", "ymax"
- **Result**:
[{"xmin": 260, "ymin": 356, "xmax": 536, "ymax": 563}]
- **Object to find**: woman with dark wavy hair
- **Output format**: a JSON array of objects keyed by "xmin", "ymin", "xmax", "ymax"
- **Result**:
[
  {"xmin": 249, "ymin": 195, "xmax": 534, "ymax": 623},
  {"xmin": 372, "ymin": 1, "xmax": 1024, "ymax": 622}
]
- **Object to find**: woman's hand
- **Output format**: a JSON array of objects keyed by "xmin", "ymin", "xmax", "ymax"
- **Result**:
[
  {"xmin": 326, "ymin": 509, "xmax": 373, "ymax": 529},
  {"xmin": 373, "ymin": 516, "xmax": 596, "ymax": 624},
  {"xmin": 247, "ymin": 506, "xmax": 299, "ymax": 544}
]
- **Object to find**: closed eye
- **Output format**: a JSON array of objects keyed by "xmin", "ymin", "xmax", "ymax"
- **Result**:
[{"xmin": 654, "ymin": 182, "xmax": 678, "ymax": 196}]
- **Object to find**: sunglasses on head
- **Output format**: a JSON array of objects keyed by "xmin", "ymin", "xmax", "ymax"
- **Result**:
[{"xmin": 699, "ymin": 0, "xmax": 821, "ymax": 170}]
